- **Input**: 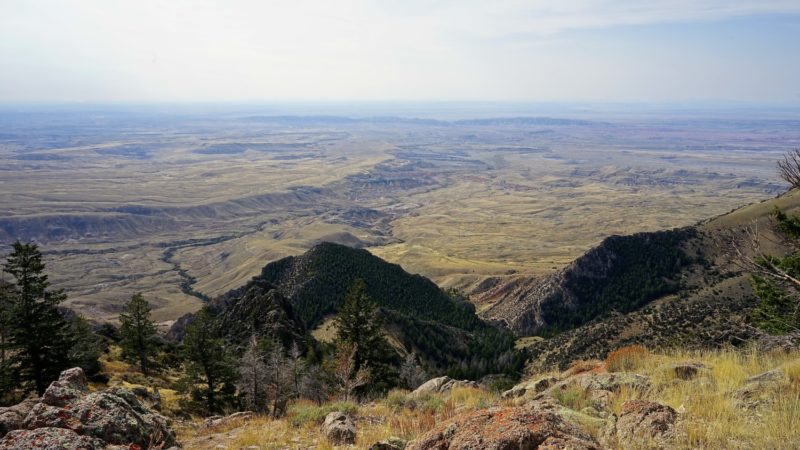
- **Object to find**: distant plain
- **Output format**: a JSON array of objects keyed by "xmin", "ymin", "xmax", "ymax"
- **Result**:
[{"xmin": 0, "ymin": 105, "xmax": 796, "ymax": 323}]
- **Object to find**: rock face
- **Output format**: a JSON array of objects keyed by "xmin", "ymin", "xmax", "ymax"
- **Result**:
[
  {"xmin": 732, "ymin": 369, "xmax": 787, "ymax": 409},
  {"xmin": 167, "ymin": 279, "xmax": 309, "ymax": 352},
  {"xmin": 323, "ymin": 411, "xmax": 356, "ymax": 445},
  {"xmin": 614, "ymin": 400, "xmax": 676, "ymax": 444},
  {"xmin": 478, "ymin": 229, "xmax": 695, "ymax": 336},
  {"xmin": 412, "ymin": 376, "xmax": 479, "ymax": 396},
  {"xmin": 502, "ymin": 376, "xmax": 557, "ymax": 399},
  {"xmin": 371, "ymin": 436, "xmax": 406, "ymax": 450},
  {"xmin": 406, "ymin": 407, "xmax": 599, "ymax": 450},
  {"xmin": 0, "ymin": 427, "xmax": 105, "ymax": 450},
  {"xmin": 0, "ymin": 367, "xmax": 176, "ymax": 449},
  {"xmin": 0, "ymin": 399, "xmax": 38, "ymax": 439}
]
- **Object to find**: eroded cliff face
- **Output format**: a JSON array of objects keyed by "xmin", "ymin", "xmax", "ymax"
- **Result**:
[{"xmin": 479, "ymin": 228, "xmax": 696, "ymax": 337}]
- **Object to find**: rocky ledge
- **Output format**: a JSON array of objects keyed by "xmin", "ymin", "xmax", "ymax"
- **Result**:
[{"xmin": 0, "ymin": 367, "xmax": 176, "ymax": 450}]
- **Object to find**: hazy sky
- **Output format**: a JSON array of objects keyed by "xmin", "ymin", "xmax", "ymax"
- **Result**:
[{"xmin": 1, "ymin": 0, "xmax": 799, "ymax": 103}]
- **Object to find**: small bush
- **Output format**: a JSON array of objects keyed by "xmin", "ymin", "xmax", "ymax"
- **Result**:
[
  {"xmin": 605, "ymin": 345, "xmax": 649, "ymax": 372},
  {"xmin": 566, "ymin": 359, "xmax": 603, "ymax": 376},
  {"xmin": 385, "ymin": 389, "xmax": 412, "ymax": 411},
  {"xmin": 286, "ymin": 400, "xmax": 358, "ymax": 427}
]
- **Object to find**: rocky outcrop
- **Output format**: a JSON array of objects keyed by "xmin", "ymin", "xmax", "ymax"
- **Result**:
[
  {"xmin": 203, "ymin": 411, "xmax": 255, "ymax": 429},
  {"xmin": 0, "ymin": 427, "xmax": 105, "ymax": 450},
  {"xmin": 502, "ymin": 376, "xmax": 557, "ymax": 399},
  {"xmin": 0, "ymin": 368, "xmax": 176, "ymax": 449},
  {"xmin": 0, "ymin": 399, "xmax": 38, "ymax": 438},
  {"xmin": 613, "ymin": 400, "xmax": 677, "ymax": 444},
  {"xmin": 732, "ymin": 369, "xmax": 787, "ymax": 409},
  {"xmin": 167, "ymin": 279, "xmax": 308, "ymax": 352},
  {"xmin": 323, "ymin": 411, "xmax": 356, "ymax": 445},
  {"xmin": 412, "ymin": 376, "xmax": 479, "ymax": 396},
  {"xmin": 407, "ymin": 407, "xmax": 599, "ymax": 450},
  {"xmin": 370, "ymin": 436, "xmax": 406, "ymax": 450},
  {"xmin": 479, "ymin": 229, "xmax": 695, "ymax": 336}
]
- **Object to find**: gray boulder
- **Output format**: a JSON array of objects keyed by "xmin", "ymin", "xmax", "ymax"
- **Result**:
[
  {"xmin": 0, "ymin": 427, "xmax": 105, "ymax": 450},
  {"xmin": 323, "ymin": 411, "xmax": 356, "ymax": 445},
  {"xmin": 0, "ymin": 399, "xmax": 39, "ymax": 438},
  {"xmin": 412, "ymin": 376, "xmax": 479, "ymax": 396},
  {"xmin": 502, "ymin": 376, "xmax": 558, "ymax": 399},
  {"xmin": 0, "ymin": 367, "xmax": 176, "ymax": 449},
  {"xmin": 371, "ymin": 436, "xmax": 406, "ymax": 450},
  {"xmin": 614, "ymin": 400, "xmax": 676, "ymax": 445},
  {"xmin": 41, "ymin": 367, "xmax": 88, "ymax": 408}
]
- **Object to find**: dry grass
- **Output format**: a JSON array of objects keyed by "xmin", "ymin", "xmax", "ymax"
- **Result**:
[
  {"xmin": 605, "ymin": 345, "xmax": 649, "ymax": 373},
  {"xmin": 585, "ymin": 347, "xmax": 800, "ymax": 449},
  {"xmin": 565, "ymin": 359, "xmax": 604, "ymax": 376},
  {"xmin": 176, "ymin": 347, "xmax": 800, "ymax": 449}
]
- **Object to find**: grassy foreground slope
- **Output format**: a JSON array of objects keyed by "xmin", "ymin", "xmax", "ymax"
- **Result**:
[{"xmin": 173, "ymin": 347, "xmax": 800, "ymax": 450}]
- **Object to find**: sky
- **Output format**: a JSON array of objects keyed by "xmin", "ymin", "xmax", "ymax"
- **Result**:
[{"xmin": 1, "ymin": 0, "xmax": 799, "ymax": 103}]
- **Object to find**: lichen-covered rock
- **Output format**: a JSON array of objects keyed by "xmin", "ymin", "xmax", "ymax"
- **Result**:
[
  {"xmin": 412, "ymin": 376, "xmax": 479, "ymax": 396},
  {"xmin": 732, "ymin": 369, "xmax": 787, "ymax": 409},
  {"xmin": 406, "ymin": 407, "xmax": 600, "ymax": 450},
  {"xmin": 323, "ymin": 411, "xmax": 356, "ymax": 445},
  {"xmin": 25, "ymin": 390, "xmax": 176, "ymax": 448},
  {"xmin": 203, "ymin": 411, "xmax": 255, "ymax": 429},
  {"xmin": 0, "ymin": 427, "xmax": 105, "ymax": 450},
  {"xmin": 615, "ymin": 400, "xmax": 676, "ymax": 444},
  {"xmin": 0, "ymin": 399, "xmax": 39, "ymax": 438},
  {"xmin": 371, "ymin": 436, "xmax": 407, "ymax": 450},
  {"xmin": 574, "ymin": 373, "xmax": 649, "ymax": 393},
  {"xmin": 11, "ymin": 367, "xmax": 176, "ymax": 449},
  {"xmin": 503, "ymin": 376, "xmax": 557, "ymax": 399},
  {"xmin": 41, "ymin": 367, "xmax": 88, "ymax": 407}
]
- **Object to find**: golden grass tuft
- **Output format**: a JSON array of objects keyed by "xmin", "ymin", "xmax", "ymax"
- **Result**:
[
  {"xmin": 565, "ymin": 359, "xmax": 604, "ymax": 376},
  {"xmin": 605, "ymin": 344, "xmax": 649, "ymax": 372}
]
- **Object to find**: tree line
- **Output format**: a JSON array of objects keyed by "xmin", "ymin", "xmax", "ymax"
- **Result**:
[{"xmin": 0, "ymin": 244, "xmax": 430, "ymax": 414}]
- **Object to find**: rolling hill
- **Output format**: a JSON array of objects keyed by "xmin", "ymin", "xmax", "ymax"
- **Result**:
[{"xmin": 478, "ymin": 190, "xmax": 800, "ymax": 369}]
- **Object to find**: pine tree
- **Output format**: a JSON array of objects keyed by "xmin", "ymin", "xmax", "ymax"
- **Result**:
[
  {"xmin": 333, "ymin": 279, "xmax": 397, "ymax": 391},
  {"xmin": 181, "ymin": 308, "xmax": 236, "ymax": 415},
  {"xmin": 3, "ymin": 241, "xmax": 76, "ymax": 395},
  {"xmin": 0, "ymin": 282, "xmax": 15, "ymax": 401},
  {"xmin": 119, "ymin": 293, "xmax": 158, "ymax": 376},
  {"xmin": 68, "ymin": 315, "xmax": 103, "ymax": 378},
  {"xmin": 334, "ymin": 279, "xmax": 385, "ymax": 370}
]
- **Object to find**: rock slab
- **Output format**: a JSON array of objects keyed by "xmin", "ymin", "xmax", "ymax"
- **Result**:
[
  {"xmin": 324, "ymin": 411, "xmax": 356, "ymax": 445},
  {"xmin": 406, "ymin": 407, "xmax": 600, "ymax": 450},
  {"xmin": 0, "ymin": 367, "xmax": 176, "ymax": 449}
]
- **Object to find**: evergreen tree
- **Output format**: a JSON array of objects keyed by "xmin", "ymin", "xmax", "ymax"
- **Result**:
[
  {"xmin": 119, "ymin": 293, "xmax": 158, "ymax": 376},
  {"xmin": 333, "ymin": 279, "xmax": 397, "ymax": 392},
  {"xmin": 181, "ymin": 308, "xmax": 236, "ymax": 415},
  {"xmin": 68, "ymin": 315, "xmax": 103, "ymax": 378},
  {"xmin": 0, "ymin": 282, "xmax": 15, "ymax": 401},
  {"xmin": 3, "ymin": 241, "xmax": 75, "ymax": 395}
]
